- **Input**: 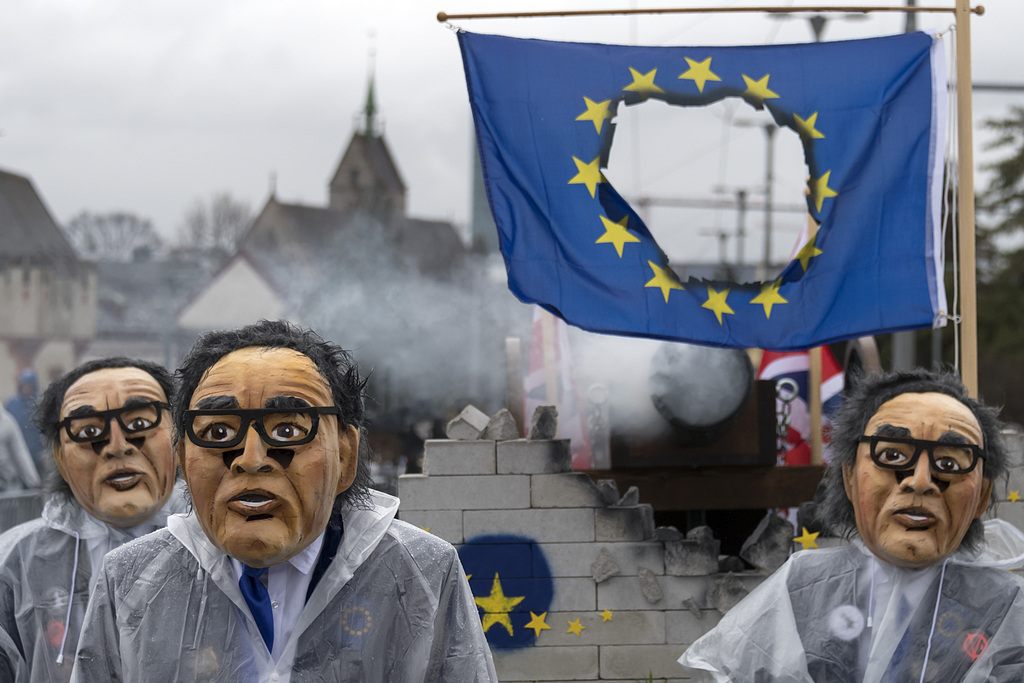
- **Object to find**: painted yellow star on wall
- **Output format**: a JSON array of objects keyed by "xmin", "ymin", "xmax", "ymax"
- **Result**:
[
  {"xmin": 794, "ymin": 234, "xmax": 824, "ymax": 271},
  {"xmin": 576, "ymin": 97, "xmax": 614, "ymax": 134},
  {"xmin": 644, "ymin": 261, "xmax": 685, "ymax": 303},
  {"xmin": 1009, "ymin": 490, "xmax": 1021, "ymax": 504},
  {"xmin": 794, "ymin": 527, "xmax": 820, "ymax": 550},
  {"xmin": 702, "ymin": 286, "xmax": 734, "ymax": 325},
  {"xmin": 812, "ymin": 171, "xmax": 839, "ymax": 212},
  {"xmin": 474, "ymin": 573, "xmax": 525, "ymax": 637},
  {"xmin": 600, "ymin": 609, "xmax": 614, "ymax": 622},
  {"xmin": 741, "ymin": 73, "xmax": 779, "ymax": 106},
  {"xmin": 525, "ymin": 611, "xmax": 551, "ymax": 637},
  {"xmin": 596, "ymin": 215, "xmax": 640, "ymax": 257},
  {"xmin": 750, "ymin": 279, "xmax": 788, "ymax": 319},
  {"xmin": 677, "ymin": 57, "xmax": 720, "ymax": 93},
  {"xmin": 623, "ymin": 67, "xmax": 665, "ymax": 96},
  {"xmin": 568, "ymin": 156, "xmax": 606, "ymax": 198},
  {"xmin": 793, "ymin": 111, "xmax": 825, "ymax": 140},
  {"xmin": 566, "ymin": 619, "xmax": 586, "ymax": 636}
]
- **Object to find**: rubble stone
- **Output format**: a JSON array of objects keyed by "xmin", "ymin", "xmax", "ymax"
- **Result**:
[
  {"xmin": 616, "ymin": 486, "xmax": 640, "ymax": 507},
  {"xmin": 595, "ymin": 479, "xmax": 620, "ymax": 506},
  {"xmin": 707, "ymin": 573, "xmax": 749, "ymax": 614},
  {"xmin": 664, "ymin": 525, "xmax": 720, "ymax": 576},
  {"xmin": 445, "ymin": 405, "xmax": 490, "ymax": 440},
  {"xmin": 480, "ymin": 408, "xmax": 520, "ymax": 441},
  {"xmin": 528, "ymin": 405, "xmax": 558, "ymax": 440},
  {"xmin": 637, "ymin": 567, "xmax": 663, "ymax": 604},
  {"xmin": 590, "ymin": 547, "xmax": 621, "ymax": 583},
  {"xmin": 739, "ymin": 512, "xmax": 795, "ymax": 573}
]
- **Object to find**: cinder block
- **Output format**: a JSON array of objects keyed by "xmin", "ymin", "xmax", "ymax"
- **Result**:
[
  {"xmin": 531, "ymin": 610, "xmax": 666, "ymax": 647},
  {"xmin": 532, "ymin": 542, "xmax": 663, "ymax": 578},
  {"xmin": 600, "ymin": 643, "xmax": 692, "ymax": 680},
  {"xmin": 395, "ymin": 509, "xmax": 463, "ymax": 544},
  {"xmin": 595, "ymin": 505, "xmax": 656, "ymax": 541},
  {"xmin": 497, "ymin": 439, "xmax": 572, "ymax": 474},
  {"xmin": 531, "ymin": 473, "xmax": 606, "ymax": 508},
  {"xmin": 397, "ymin": 474, "xmax": 530, "ymax": 510},
  {"xmin": 598, "ymin": 575, "xmax": 708, "ymax": 611},
  {"xmin": 549, "ymin": 577, "xmax": 597, "ymax": 612},
  {"xmin": 666, "ymin": 609, "xmax": 722, "ymax": 645},
  {"xmin": 463, "ymin": 508, "xmax": 595, "ymax": 543},
  {"xmin": 422, "ymin": 439, "xmax": 496, "ymax": 475},
  {"xmin": 491, "ymin": 645, "xmax": 599, "ymax": 681}
]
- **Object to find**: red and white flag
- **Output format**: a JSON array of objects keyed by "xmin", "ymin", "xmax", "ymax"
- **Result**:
[{"xmin": 757, "ymin": 347, "xmax": 844, "ymax": 466}]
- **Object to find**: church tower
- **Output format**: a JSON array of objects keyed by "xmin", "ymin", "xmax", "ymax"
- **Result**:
[{"xmin": 327, "ymin": 75, "xmax": 406, "ymax": 217}]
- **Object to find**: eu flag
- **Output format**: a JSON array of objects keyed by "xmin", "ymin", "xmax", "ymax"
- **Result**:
[{"xmin": 458, "ymin": 31, "xmax": 948, "ymax": 350}]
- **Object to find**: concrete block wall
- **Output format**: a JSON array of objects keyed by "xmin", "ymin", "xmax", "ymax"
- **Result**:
[{"xmin": 398, "ymin": 437, "xmax": 765, "ymax": 682}]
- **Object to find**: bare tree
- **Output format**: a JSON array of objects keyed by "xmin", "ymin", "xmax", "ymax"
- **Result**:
[
  {"xmin": 63, "ymin": 211, "xmax": 163, "ymax": 262},
  {"xmin": 178, "ymin": 192, "xmax": 253, "ymax": 255}
]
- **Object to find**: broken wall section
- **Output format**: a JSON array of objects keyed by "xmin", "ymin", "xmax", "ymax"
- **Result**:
[{"xmin": 398, "ymin": 430, "xmax": 767, "ymax": 682}]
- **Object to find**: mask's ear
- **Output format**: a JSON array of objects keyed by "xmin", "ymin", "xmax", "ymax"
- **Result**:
[
  {"xmin": 335, "ymin": 426, "xmax": 360, "ymax": 496},
  {"xmin": 53, "ymin": 442, "xmax": 69, "ymax": 483},
  {"xmin": 843, "ymin": 463, "xmax": 855, "ymax": 503},
  {"xmin": 974, "ymin": 477, "xmax": 994, "ymax": 520},
  {"xmin": 177, "ymin": 440, "xmax": 188, "ymax": 478}
]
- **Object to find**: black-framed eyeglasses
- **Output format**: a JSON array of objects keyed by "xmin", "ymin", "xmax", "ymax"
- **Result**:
[
  {"xmin": 184, "ymin": 407, "xmax": 342, "ymax": 449},
  {"xmin": 58, "ymin": 401, "xmax": 171, "ymax": 443},
  {"xmin": 858, "ymin": 435, "xmax": 985, "ymax": 475}
]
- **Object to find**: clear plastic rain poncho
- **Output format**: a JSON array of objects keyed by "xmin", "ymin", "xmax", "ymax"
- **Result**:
[
  {"xmin": 0, "ymin": 486, "xmax": 186, "ymax": 682},
  {"xmin": 71, "ymin": 489, "xmax": 497, "ymax": 682},
  {"xmin": 680, "ymin": 519, "xmax": 1024, "ymax": 682}
]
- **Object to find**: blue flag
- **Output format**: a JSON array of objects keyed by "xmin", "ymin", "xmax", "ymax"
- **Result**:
[{"xmin": 458, "ymin": 30, "xmax": 948, "ymax": 350}]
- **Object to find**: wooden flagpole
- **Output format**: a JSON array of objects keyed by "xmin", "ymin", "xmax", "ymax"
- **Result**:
[{"xmin": 955, "ymin": 0, "xmax": 979, "ymax": 396}]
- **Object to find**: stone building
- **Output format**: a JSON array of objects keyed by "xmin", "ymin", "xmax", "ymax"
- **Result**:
[{"xmin": 0, "ymin": 168, "xmax": 95, "ymax": 392}]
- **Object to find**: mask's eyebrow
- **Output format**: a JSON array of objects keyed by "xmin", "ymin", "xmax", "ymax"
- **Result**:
[
  {"xmin": 264, "ymin": 395, "xmax": 312, "ymax": 410},
  {"xmin": 63, "ymin": 405, "xmax": 99, "ymax": 419},
  {"xmin": 936, "ymin": 430, "xmax": 979, "ymax": 447},
  {"xmin": 871, "ymin": 423, "xmax": 912, "ymax": 438},
  {"xmin": 194, "ymin": 396, "xmax": 240, "ymax": 410},
  {"xmin": 122, "ymin": 396, "xmax": 158, "ymax": 409}
]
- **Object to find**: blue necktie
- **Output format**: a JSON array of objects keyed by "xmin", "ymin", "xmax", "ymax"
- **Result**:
[{"xmin": 239, "ymin": 565, "xmax": 274, "ymax": 651}]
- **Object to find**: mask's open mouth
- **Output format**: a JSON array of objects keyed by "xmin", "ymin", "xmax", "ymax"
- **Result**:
[
  {"xmin": 229, "ymin": 491, "xmax": 278, "ymax": 519},
  {"xmin": 105, "ymin": 471, "xmax": 142, "ymax": 491},
  {"xmin": 894, "ymin": 507, "xmax": 935, "ymax": 530}
]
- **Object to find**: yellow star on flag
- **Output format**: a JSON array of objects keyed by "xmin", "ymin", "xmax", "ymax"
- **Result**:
[
  {"xmin": 566, "ymin": 618, "xmax": 586, "ymax": 636},
  {"xmin": 702, "ymin": 286, "xmax": 734, "ymax": 325},
  {"xmin": 623, "ymin": 67, "xmax": 665, "ymax": 97},
  {"xmin": 677, "ymin": 57, "xmax": 720, "ymax": 93},
  {"xmin": 741, "ymin": 74, "xmax": 779, "ymax": 106},
  {"xmin": 576, "ymin": 97, "xmax": 614, "ymax": 134},
  {"xmin": 474, "ymin": 573, "xmax": 525, "ymax": 637},
  {"xmin": 750, "ymin": 279, "xmax": 788, "ymax": 319},
  {"xmin": 794, "ymin": 234, "xmax": 824, "ymax": 272},
  {"xmin": 811, "ymin": 171, "xmax": 838, "ymax": 212},
  {"xmin": 596, "ymin": 215, "xmax": 640, "ymax": 257},
  {"xmin": 568, "ymin": 156, "xmax": 606, "ymax": 198},
  {"xmin": 600, "ymin": 609, "xmax": 614, "ymax": 622},
  {"xmin": 1009, "ymin": 490, "xmax": 1021, "ymax": 504},
  {"xmin": 525, "ymin": 611, "xmax": 551, "ymax": 637},
  {"xmin": 793, "ymin": 111, "xmax": 825, "ymax": 140},
  {"xmin": 794, "ymin": 527, "xmax": 820, "ymax": 550},
  {"xmin": 645, "ymin": 261, "xmax": 685, "ymax": 303}
]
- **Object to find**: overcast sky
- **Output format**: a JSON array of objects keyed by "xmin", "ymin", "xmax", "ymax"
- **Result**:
[{"xmin": 2, "ymin": 0, "xmax": 1021, "ymax": 263}]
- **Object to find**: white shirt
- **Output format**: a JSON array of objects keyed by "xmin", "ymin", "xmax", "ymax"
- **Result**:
[{"xmin": 231, "ymin": 533, "xmax": 325, "ymax": 662}]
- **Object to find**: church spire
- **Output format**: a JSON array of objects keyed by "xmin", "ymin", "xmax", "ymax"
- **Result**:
[{"xmin": 362, "ymin": 34, "xmax": 378, "ymax": 137}]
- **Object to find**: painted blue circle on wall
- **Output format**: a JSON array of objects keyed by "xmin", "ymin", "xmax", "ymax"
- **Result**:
[{"xmin": 458, "ymin": 534, "xmax": 554, "ymax": 650}]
